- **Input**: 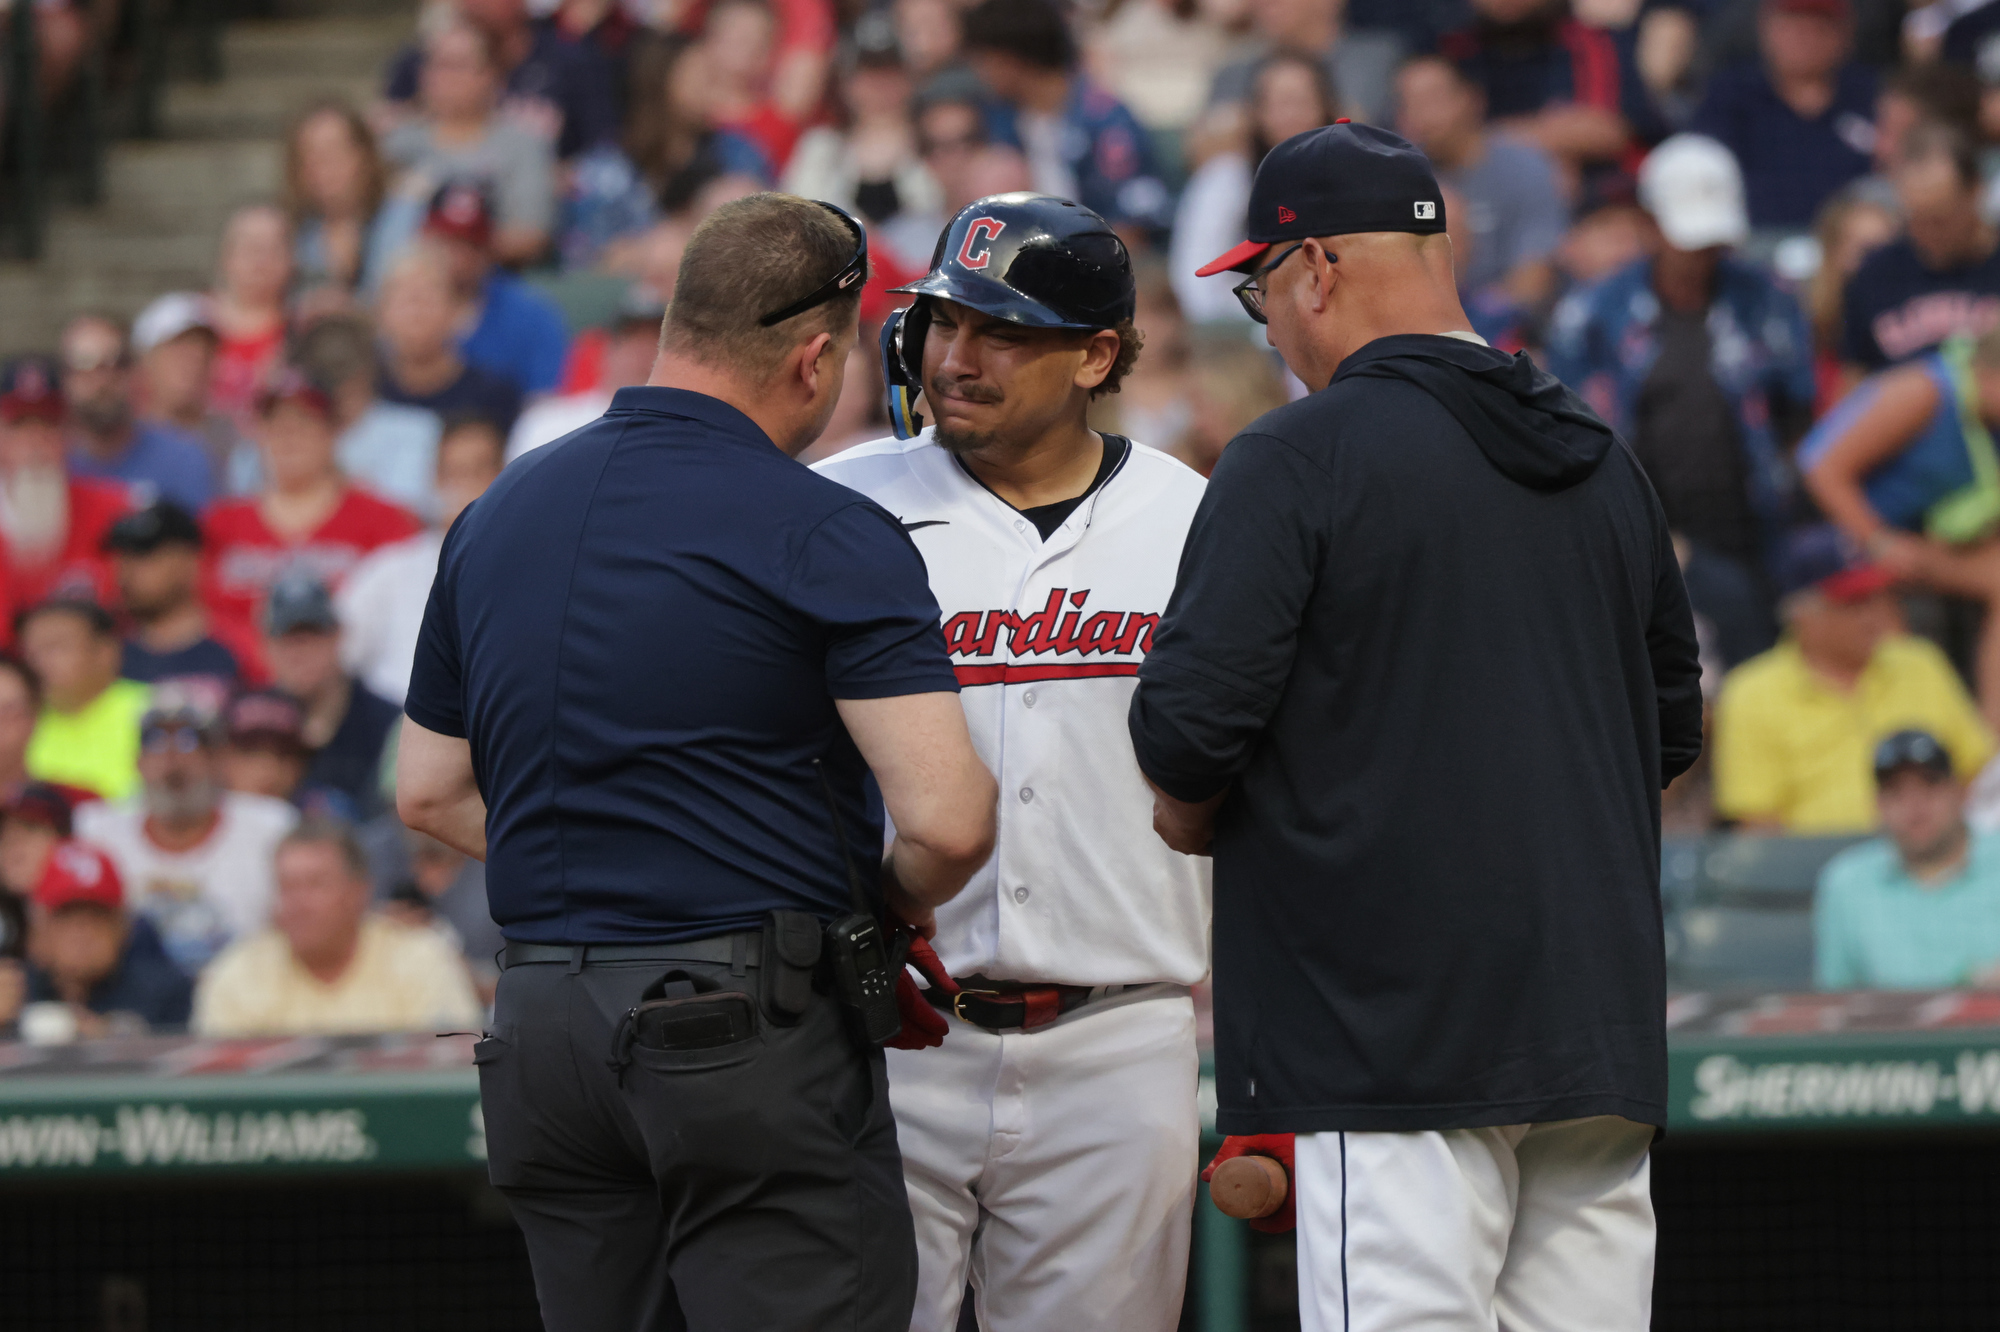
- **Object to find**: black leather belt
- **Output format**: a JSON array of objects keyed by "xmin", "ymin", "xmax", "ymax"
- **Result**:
[
  {"xmin": 500, "ymin": 932, "xmax": 763, "ymax": 971},
  {"xmin": 926, "ymin": 975, "xmax": 1098, "ymax": 1033}
]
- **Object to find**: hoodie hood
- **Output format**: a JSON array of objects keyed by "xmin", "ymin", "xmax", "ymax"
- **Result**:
[{"xmin": 1334, "ymin": 334, "xmax": 1615, "ymax": 492}]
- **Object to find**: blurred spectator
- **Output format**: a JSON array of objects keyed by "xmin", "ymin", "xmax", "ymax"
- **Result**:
[
  {"xmin": 1873, "ymin": 62, "xmax": 1981, "ymax": 184},
  {"xmin": 1169, "ymin": 332, "xmax": 1290, "ymax": 476},
  {"xmin": 1173, "ymin": 50, "xmax": 1337, "ymax": 323},
  {"xmin": 292, "ymin": 316, "xmax": 442, "ymax": 519},
  {"xmin": 911, "ymin": 80, "xmax": 998, "ymax": 218},
  {"xmin": 219, "ymin": 689, "xmax": 312, "ymax": 805},
  {"xmin": 508, "ymin": 290, "xmax": 662, "ymax": 460},
  {"xmin": 104, "ymin": 503, "xmax": 253, "ymax": 687},
  {"xmin": 59, "ymin": 316, "xmax": 216, "ymax": 512},
  {"xmin": 199, "ymin": 371, "xmax": 423, "ymax": 634},
  {"xmin": 960, "ymin": 0, "xmax": 1173, "ymax": 233},
  {"xmin": 378, "ymin": 830, "xmax": 504, "ymax": 999},
  {"xmin": 896, "ymin": 0, "xmax": 963, "ymax": 82},
  {"xmin": 612, "ymin": 33, "xmax": 773, "ymax": 229},
  {"xmin": 1688, "ymin": 0, "xmax": 1876, "ymax": 232},
  {"xmin": 1713, "ymin": 526, "xmax": 1994, "ymax": 833},
  {"xmin": 1, "ymin": 356, "xmax": 129, "ymax": 621},
  {"xmin": 76, "ymin": 680, "xmax": 297, "ymax": 975},
  {"xmin": 381, "ymin": 19, "xmax": 559, "ymax": 269},
  {"xmin": 1800, "ymin": 326, "xmax": 2000, "ymax": 726},
  {"xmin": 131, "ymin": 294, "xmax": 244, "ymax": 482},
  {"xmin": 0, "ymin": 782, "xmax": 73, "ymax": 899},
  {"xmin": 1437, "ymin": 0, "xmax": 1660, "ymax": 181},
  {"xmin": 287, "ymin": 102, "xmax": 398, "ymax": 296},
  {"xmin": 1547, "ymin": 135, "xmax": 1815, "ymax": 576},
  {"xmin": 1841, "ymin": 122, "xmax": 2000, "ymax": 381},
  {"xmin": 1815, "ymin": 728, "xmax": 2000, "ymax": 988},
  {"xmin": 262, "ymin": 573, "xmax": 401, "ymax": 819},
  {"xmin": 782, "ymin": 17, "xmax": 943, "ymax": 267},
  {"xmin": 22, "ymin": 841, "xmax": 192, "ymax": 1034},
  {"xmin": 1396, "ymin": 54, "xmax": 1567, "ymax": 313},
  {"xmin": 192, "ymin": 818, "xmax": 480, "ymax": 1036},
  {"xmin": 1086, "ymin": 0, "xmax": 1236, "ymax": 139},
  {"xmin": 702, "ymin": 0, "xmax": 829, "ymax": 173},
  {"xmin": 1806, "ymin": 191, "xmax": 1899, "ymax": 410},
  {"xmin": 1207, "ymin": 0, "xmax": 1404, "ymax": 126},
  {"xmin": 377, "ymin": 243, "xmax": 525, "ymax": 435},
  {"xmin": 0, "ymin": 657, "xmax": 43, "ymax": 809},
  {"xmin": 422, "ymin": 181, "xmax": 571, "ymax": 397},
  {"xmin": 207, "ymin": 205, "xmax": 296, "ymax": 424},
  {"xmin": 1554, "ymin": 177, "xmax": 1652, "ymax": 288},
  {"xmin": 19, "ymin": 600, "xmax": 149, "ymax": 802},
  {"xmin": 383, "ymin": 0, "xmax": 619, "ymax": 163},
  {"xmin": 1111, "ymin": 260, "xmax": 1193, "ymax": 447},
  {"xmin": 341, "ymin": 416, "xmax": 506, "ymax": 703}
]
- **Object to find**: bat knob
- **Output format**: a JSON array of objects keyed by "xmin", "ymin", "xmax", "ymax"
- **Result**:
[{"xmin": 1209, "ymin": 1153, "xmax": 1289, "ymax": 1220}]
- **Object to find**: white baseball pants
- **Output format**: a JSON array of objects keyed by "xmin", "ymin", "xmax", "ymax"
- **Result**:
[
  {"xmin": 885, "ymin": 986, "xmax": 1199, "ymax": 1332},
  {"xmin": 1294, "ymin": 1115, "xmax": 1656, "ymax": 1332}
]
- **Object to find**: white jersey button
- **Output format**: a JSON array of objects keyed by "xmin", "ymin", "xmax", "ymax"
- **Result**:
[
  {"xmin": 1014, "ymin": 519, "xmax": 1027, "ymax": 532},
  {"xmin": 1019, "ymin": 787, "xmax": 1034, "ymax": 803},
  {"xmin": 1023, "ymin": 691, "xmax": 1037, "ymax": 708},
  {"xmin": 1013, "ymin": 886, "xmax": 1031, "ymax": 903}
]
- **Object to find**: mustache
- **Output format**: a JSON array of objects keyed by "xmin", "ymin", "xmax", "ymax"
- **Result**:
[{"xmin": 927, "ymin": 376, "xmax": 1002, "ymax": 406}]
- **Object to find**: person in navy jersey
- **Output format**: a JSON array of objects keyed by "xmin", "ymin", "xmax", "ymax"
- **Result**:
[
  {"xmin": 104, "ymin": 503, "xmax": 251, "ymax": 687},
  {"xmin": 1690, "ymin": 0, "xmax": 1876, "ymax": 231},
  {"xmin": 1438, "ymin": 0, "xmax": 1664, "ymax": 181},
  {"xmin": 397, "ymin": 193, "xmax": 996, "ymax": 1332},
  {"xmin": 1841, "ymin": 122, "xmax": 2000, "ymax": 383}
]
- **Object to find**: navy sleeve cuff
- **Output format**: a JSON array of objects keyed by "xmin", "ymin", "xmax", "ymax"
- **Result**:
[{"xmin": 403, "ymin": 699, "xmax": 467, "ymax": 740}]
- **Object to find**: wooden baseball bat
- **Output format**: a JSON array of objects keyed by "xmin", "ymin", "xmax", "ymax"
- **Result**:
[{"xmin": 1208, "ymin": 1154, "xmax": 1288, "ymax": 1220}]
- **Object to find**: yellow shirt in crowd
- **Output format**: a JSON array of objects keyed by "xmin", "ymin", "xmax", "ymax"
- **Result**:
[
  {"xmin": 192, "ymin": 915, "xmax": 482, "ymax": 1037},
  {"xmin": 25, "ymin": 678, "xmax": 151, "ymax": 802},
  {"xmin": 1713, "ymin": 635, "xmax": 1994, "ymax": 833}
]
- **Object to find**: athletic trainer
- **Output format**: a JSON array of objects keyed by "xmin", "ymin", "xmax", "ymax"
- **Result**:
[
  {"xmin": 817, "ymin": 194, "xmax": 1212, "ymax": 1330},
  {"xmin": 1129, "ymin": 124, "xmax": 1704, "ymax": 1330},
  {"xmin": 396, "ymin": 193, "xmax": 998, "ymax": 1331}
]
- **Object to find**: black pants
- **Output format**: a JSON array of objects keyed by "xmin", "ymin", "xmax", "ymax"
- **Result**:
[{"xmin": 475, "ymin": 951, "xmax": 917, "ymax": 1332}]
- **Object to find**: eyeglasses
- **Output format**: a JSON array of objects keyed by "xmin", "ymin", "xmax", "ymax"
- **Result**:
[
  {"xmin": 758, "ymin": 202, "xmax": 871, "ymax": 328},
  {"xmin": 1232, "ymin": 242, "xmax": 1308, "ymax": 325},
  {"xmin": 141, "ymin": 724, "xmax": 209, "ymax": 754}
]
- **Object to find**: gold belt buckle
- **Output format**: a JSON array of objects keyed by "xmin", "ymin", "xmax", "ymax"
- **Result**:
[{"xmin": 951, "ymin": 988, "xmax": 1006, "ymax": 1021}]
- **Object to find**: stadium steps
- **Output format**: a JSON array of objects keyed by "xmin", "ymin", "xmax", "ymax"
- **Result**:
[{"xmin": 0, "ymin": 11, "xmax": 413, "ymax": 356}]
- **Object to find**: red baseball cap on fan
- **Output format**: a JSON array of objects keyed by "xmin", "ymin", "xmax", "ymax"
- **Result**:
[
  {"xmin": 34, "ymin": 840, "xmax": 124, "ymax": 913},
  {"xmin": 425, "ymin": 179, "xmax": 497, "ymax": 249}
]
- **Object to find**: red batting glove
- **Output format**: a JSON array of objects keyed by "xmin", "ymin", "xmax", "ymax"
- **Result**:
[
  {"xmin": 1202, "ymin": 1133, "xmax": 1297, "ymax": 1233},
  {"xmin": 881, "ymin": 918, "xmax": 957, "ymax": 1051}
]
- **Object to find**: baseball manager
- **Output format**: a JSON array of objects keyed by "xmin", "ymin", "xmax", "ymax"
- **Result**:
[
  {"xmin": 397, "ymin": 193, "xmax": 997, "ymax": 1331},
  {"xmin": 1128, "ymin": 124, "xmax": 1705, "ymax": 1329}
]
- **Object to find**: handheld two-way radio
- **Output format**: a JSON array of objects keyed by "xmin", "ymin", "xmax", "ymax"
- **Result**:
[{"xmin": 813, "ymin": 761, "xmax": 904, "ymax": 1046}]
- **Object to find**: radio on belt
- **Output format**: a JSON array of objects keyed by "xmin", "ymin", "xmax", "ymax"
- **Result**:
[{"xmin": 814, "ymin": 761, "xmax": 906, "ymax": 1046}]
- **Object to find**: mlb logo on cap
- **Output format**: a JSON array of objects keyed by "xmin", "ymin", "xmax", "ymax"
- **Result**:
[{"xmin": 1415, "ymin": 202, "xmax": 1436, "ymax": 220}]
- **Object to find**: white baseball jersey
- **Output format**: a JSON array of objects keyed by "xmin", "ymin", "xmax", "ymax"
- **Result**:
[{"xmin": 815, "ymin": 429, "xmax": 1212, "ymax": 986}]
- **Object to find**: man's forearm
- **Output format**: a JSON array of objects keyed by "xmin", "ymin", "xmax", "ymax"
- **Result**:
[{"xmin": 406, "ymin": 791, "xmax": 489, "ymax": 861}]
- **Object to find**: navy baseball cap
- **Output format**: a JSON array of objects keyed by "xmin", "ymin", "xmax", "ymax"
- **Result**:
[
  {"xmin": 265, "ymin": 570, "xmax": 339, "ymax": 636},
  {"xmin": 1195, "ymin": 121, "xmax": 1449, "ymax": 278},
  {"xmin": 1873, "ymin": 729, "xmax": 1953, "ymax": 782},
  {"xmin": 1776, "ymin": 525, "xmax": 1894, "ymax": 603}
]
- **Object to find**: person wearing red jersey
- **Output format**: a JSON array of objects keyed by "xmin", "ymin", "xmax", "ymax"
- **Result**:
[
  {"xmin": 0, "ymin": 356, "xmax": 132, "ymax": 645},
  {"xmin": 200, "ymin": 370, "xmax": 421, "ymax": 637}
]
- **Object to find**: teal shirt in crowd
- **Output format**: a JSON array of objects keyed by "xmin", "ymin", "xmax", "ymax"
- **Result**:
[{"xmin": 1815, "ymin": 830, "xmax": 2000, "ymax": 989}]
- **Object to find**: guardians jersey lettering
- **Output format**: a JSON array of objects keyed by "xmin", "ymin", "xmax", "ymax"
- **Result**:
[{"xmin": 943, "ymin": 587, "xmax": 1159, "ymax": 685}]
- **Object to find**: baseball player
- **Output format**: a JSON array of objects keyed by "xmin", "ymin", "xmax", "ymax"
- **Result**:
[{"xmin": 815, "ymin": 194, "xmax": 1212, "ymax": 1331}]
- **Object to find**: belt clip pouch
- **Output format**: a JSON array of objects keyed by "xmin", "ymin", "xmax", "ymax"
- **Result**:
[
  {"xmin": 762, "ymin": 910, "xmax": 823, "ymax": 1023},
  {"xmin": 609, "ymin": 971, "xmax": 757, "ymax": 1084}
]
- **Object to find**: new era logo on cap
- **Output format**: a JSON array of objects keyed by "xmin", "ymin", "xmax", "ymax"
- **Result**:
[
  {"xmin": 1415, "ymin": 201, "xmax": 1436, "ymax": 220},
  {"xmin": 1276, "ymin": 206, "xmax": 1296, "ymax": 224}
]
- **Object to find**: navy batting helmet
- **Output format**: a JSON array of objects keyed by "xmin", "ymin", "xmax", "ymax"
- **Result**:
[{"xmin": 881, "ymin": 193, "xmax": 1135, "ymax": 439}]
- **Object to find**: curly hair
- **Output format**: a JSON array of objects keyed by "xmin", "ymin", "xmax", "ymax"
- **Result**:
[{"xmin": 1091, "ymin": 319, "xmax": 1145, "ymax": 399}]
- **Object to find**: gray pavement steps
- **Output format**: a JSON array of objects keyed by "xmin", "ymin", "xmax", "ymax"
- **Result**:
[{"xmin": 0, "ymin": 12, "xmax": 410, "ymax": 355}]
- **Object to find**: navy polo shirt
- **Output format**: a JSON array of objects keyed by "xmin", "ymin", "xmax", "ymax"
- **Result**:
[
  {"xmin": 404, "ymin": 387, "xmax": 959, "ymax": 944},
  {"xmin": 1690, "ymin": 62, "xmax": 1876, "ymax": 230}
]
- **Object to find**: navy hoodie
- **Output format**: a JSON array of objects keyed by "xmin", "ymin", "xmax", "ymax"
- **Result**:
[{"xmin": 1130, "ymin": 334, "xmax": 1703, "ymax": 1133}]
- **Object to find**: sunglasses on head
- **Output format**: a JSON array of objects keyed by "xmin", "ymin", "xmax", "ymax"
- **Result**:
[{"xmin": 758, "ymin": 202, "xmax": 870, "ymax": 328}]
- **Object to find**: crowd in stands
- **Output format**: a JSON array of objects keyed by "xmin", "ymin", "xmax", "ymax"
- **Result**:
[{"xmin": 24, "ymin": 0, "xmax": 2000, "ymax": 1029}]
